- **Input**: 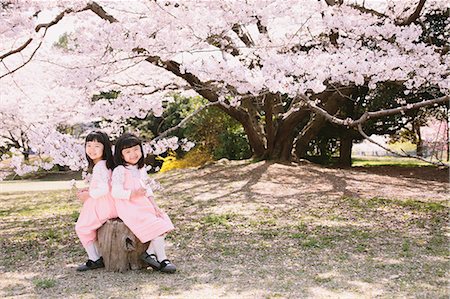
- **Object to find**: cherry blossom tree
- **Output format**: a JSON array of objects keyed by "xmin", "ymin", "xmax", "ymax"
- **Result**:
[{"xmin": 0, "ymin": 0, "xmax": 448, "ymax": 178}]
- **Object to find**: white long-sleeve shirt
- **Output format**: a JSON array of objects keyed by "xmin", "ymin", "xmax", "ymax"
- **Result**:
[
  {"xmin": 88, "ymin": 160, "xmax": 111, "ymax": 199},
  {"xmin": 111, "ymin": 165, "xmax": 154, "ymax": 200}
]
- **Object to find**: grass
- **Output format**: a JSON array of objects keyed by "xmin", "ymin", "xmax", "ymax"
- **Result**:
[
  {"xmin": 0, "ymin": 162, "xmax": 448, "ymax": 298},
  {"xmin": 33, "ymin": 278, "xmax": 57, "ymax": 289},
  {"xmin": 352, "ymin": 156, "xmax": 435, "ymax": 167}
]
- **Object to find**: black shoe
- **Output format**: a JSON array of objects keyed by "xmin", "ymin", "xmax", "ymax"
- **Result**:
[
  {"xmin": 140, "ymin": 253, "xmax": 160, "ymax": 270},
  {"xmin": 76, "ymin": 257, "xmax": 105, "ymax": 272},
  {"xmin": 159, "ymin": 259, "xmax": 176, "ymax": 273}
]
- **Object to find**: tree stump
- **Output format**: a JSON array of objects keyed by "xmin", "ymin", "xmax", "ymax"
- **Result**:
[{"xmin": 97, "ymin": 218, "xmax": 149, "ymax": 272}]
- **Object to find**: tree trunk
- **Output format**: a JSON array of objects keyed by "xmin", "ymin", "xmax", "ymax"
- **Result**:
[
  {"xmin": 272, "ymin": 135, "xmax": 295, "ymax": 161},
  {"xmin": 97, "ymin": 218, "xmax": 149, "ymax": 272},
  {"xmin": 294, "ymin": 95, "xmax": 341, "ymax": 159},
  {"xmin": 338, "ymin": 134, "xmax": 353, "ymax": 166},
  {"xmin": 270, "ymin": 109, "xmax": 310, "ymax": 161},
  {"xmin": 412, "ymin": 120, "xmax": 424, "ymax": 157},
  {"xmin": 446, "ymin": 111, "xmax": 449, "ymax": 162},
  {"xmin": 264, "ymin": 94, "xmax": 276, "ymax": 157}
]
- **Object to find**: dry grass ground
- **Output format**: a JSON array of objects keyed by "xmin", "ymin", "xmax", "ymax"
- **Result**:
[{"xmin": 0, "ymin": 160, "xmax": 448, "ymax": 298}]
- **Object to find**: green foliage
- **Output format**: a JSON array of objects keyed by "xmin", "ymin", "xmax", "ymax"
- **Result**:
[
  {"xmin": 183, "ymin": 103, "xmax": 251, "ymax": 160},
  {"xmin": 419, "ymin": 10, "xmax": 449, "ymax": 47},
  {"xmin": 129, "ymin": 95, "xmax": 251, "ymax": 162},
  {"xmin": 54, "ymin": 33, "xmax": 69, "ymax": 49},
  {"xmin": 201, "ymin": 213, "xmax": 235, "ymax": 227},
  {"xmin": 352, "ymin": 157, "xmax": 430, "ymax": 167},
  {"xmin": 128, "ymin": 94, "xmax": 201, "ymax": 140},
  {"xmin": 92, "ymin": 90, "xmax": 120, "ymax": 103},
  {"xmin": 33, "ymin": 278, "xmax": 56, "ymax": 289}
]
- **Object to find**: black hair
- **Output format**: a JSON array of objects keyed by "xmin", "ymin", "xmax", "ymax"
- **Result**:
[
  {"xmin": 114, "ymin": 133, "xmax": 145, "ymax": 169},
  {"xmin": 85, "ymin": 131, "xmax": 114, "ymax": 171}
]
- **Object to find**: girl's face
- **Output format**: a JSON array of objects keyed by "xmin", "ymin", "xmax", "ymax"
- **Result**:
[
  {"xmin": 86, "ymin": 140, "xmax": 104, "ymax": 164},
  {"xmin": 122, "ymin": 144, "xmax": 142, "ymax": 165}
]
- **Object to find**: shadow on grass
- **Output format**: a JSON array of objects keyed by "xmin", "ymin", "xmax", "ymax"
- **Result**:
[{"xmin": 0, "ymin": 162, "xmax": 448, "ymax": 298}]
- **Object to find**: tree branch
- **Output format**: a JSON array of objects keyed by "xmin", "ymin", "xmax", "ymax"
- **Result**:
[
  {"xmin": 0, "ymin": 38, "xmax": 44, "ymax": 79},
  {"xmin": 1, "ymin": 1, "xmax": 117, "ymax": 77},
  {"xmin": 357, "ymin": 123, "xmax": 447, "ymax": 167},
  {"xmin": 232, "ymin": 24, "xmax": 255, "ymax": 47},
  {"xmin": 206, "ymin": 34, "xmax": 241, "ymax": 56},
  {"xmin": 302, "ymin": 94, "xmax": 449, "ymax": 127},
  {"xmin": 255, "ymin": 16, "xmax": 268, "ymax": 34},
  {"xmin": 323, "ymin": 0, "xmax": 343, "ymax": 6},
  {"xmin": 85, "ymin": 1, "xmax": 119, "ymax": 23},
  {"xmin": 0, "ymin": 38, "xmax": 32, "ymax": 60},
  {"xmin": 348, "ymin": 4, "xmax": 386, "ymax": 18},
  {"xmin": 152, "ymin": 101, "xmax": 220, "ymax": 142},
  {"xmin": 35, "ymin": 2, "xmax": 118, "ymax": 33},
  {"xmin": 401, "ymin": 0, "xmax": 426, "ymax": 25}
]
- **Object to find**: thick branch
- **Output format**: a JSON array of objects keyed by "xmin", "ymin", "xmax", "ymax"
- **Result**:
[
  {"xmin": 302, "ymin": 94, "xmax": 449, "ymax": 127},
  {"xmin": 35, "ymin": 2, "xmax": 117, "ymax": 33},
  {"xmin": 85, "ymin": 2, "xmax": 119, "ymax": 23},
  {"xmin": 145, "ymin": 56, "xmax": 220, "ymax": 102},
  {"xmin": 401, "ymin": 0, "xmax": 426, "ymax": 25},
  {"xmin": 324, "ymin": 0, "xmax": 343, "ymax": 6},
  {"xmin": 144, "ymin": 55, "xmax": 266, "ymax": 156},
  {"xmin": 255, "ymin": 17, "xmax": 268, "ymax": 34},
  {"xmin": 0, "ymin": 38, "xmax": 32, "ymax": 60},
  {"xmin": 232, "ymin": 24, "xmax": 254, "ymax": 47}
]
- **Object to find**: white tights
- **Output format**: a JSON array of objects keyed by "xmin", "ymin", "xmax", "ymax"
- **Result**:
[
  {"xmin": 84, "ymin": 242, "xmax": 101, "ymax": 261},
  {"xmin": 146, "ymin": 236, "xmax": 167, "ymax": 262}
]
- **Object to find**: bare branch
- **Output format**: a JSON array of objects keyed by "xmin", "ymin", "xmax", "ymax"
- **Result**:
[
  {"xmin": 1, "ymin": 1, "xmax": 117, "ymax": 77},
  {"xmin": 349, "ymin": 4, "xmax": 386, "ymax": 18},
  {"xmin": 35, "ymin": 2, "xmax": 118, "ymax": 33},
  {"xmin": 302, "ymin": 94, "xmax": 449, "ymax": 127},
  {"xmin": 0, "ymin": 38, "xmax": 32, "ymax": 60},
  {"xmin": 152, "ymin": 101, "xmax": 220, "ymax": 142},
  {"xmin": 35, "ymin": 8, "xmax": 74, "ymax": 32},
  {"xmin": 0, "ymin": 38, "xmax": 44, "ymax": 79},
  {"xmin": 357, "ymin": 123, "xmax": 447, "ymax": 167},
  {"xmin": 134, "ymin": 83, "xmax": 181, "ymax": 95},
  {"xmin": 145, "ymin": 56, "xmax": 214, "ymax": 97}
]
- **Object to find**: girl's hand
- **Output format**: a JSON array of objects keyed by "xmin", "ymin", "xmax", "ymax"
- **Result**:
[
  {"xmin": 149, "ymin": 197, "xmax": 164, "ymax": 218},
  {"xmin": 77, "ymin": 189, "xmax": 90, "ymax": 202},
  {"xmin": 154, "ymin": 206, "xmax": 164, "ymax": 218},
  {"xmin": 132, "ymin": 188, "xmax": 147, "ymax": 198}
]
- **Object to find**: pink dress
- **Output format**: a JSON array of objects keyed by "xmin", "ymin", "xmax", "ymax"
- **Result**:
[
  {"xmin": 111, "ymin": 165, "xmax": 174, "ymax": 243},
  {"xmin": 75, "ymin": 160, "xmax": 118, "ymax": 247}
]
